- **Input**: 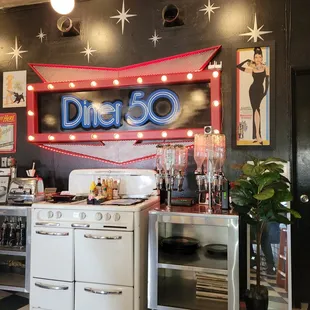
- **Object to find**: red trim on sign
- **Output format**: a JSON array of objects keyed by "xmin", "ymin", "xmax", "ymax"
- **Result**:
[{"xmin": 236, "ymin": 51, "xmax": 240, "ymax": 141}]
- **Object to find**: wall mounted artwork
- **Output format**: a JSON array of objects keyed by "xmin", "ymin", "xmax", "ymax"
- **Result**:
[
  {"xmin": 234, "ymin": 42, "xmax": 275, "ymax": 148},
  {"xmin": 3, "ymin": 71, "xmax": 27, "ymax": 108},
  {"xmin": 0, "ymin": 113, "xmax": 17, "ymax": 153}
]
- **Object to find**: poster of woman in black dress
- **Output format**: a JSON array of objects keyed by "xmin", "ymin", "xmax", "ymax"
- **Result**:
[{"xmin": 236, "ymin": 47, "xmax": 270, "ymax": 146}]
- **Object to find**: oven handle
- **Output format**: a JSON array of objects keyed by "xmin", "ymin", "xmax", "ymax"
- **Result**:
[
  {"xmin": 84, "ymin": 287, "xmax": 122, "ymax": 295},
  {"xmin": 36, "ymin": 231, "xmax": 69, "ymax": 236},
  {"xmin": 84, "ymin": 234, "xmax": 122, "ymax": 240},
  {"xmin": 71, "ymin": 223, "xmax": 90, "ymax": 228},
  {"xmin": 35, "ymin": 222, "xmax": 60, "ymax": 227},
  {"xmin": 35, "ymin": 282, "xmax": 69, "ymax": 291}
]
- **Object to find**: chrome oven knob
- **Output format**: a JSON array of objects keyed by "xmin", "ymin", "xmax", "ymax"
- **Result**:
[
  {"xmin": 114, "ymin": 213, "xmax": 121, "ymax": 221},
  {"xmin": 56, "ymin": 211, "xmax": 62, "ymax": 219},
  {"xmin": 79, "ymin": 212, "xmax": 86, "ymax": 220},
  {"xmin": 47, "ymin": 211, "xmax": 54, "ymax": 219},
  {"xmin": 105, "ymin": 213, "xmax": 111, "ymax": 221},
  {"xmin": 95, "ymin": 212, "xmax": 103, "ymax": 221}
]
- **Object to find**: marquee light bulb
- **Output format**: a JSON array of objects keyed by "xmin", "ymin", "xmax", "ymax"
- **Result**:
[
  {"xmin": 27, "ymin": 85, "xmax": 34, "ymax": 91},
  {"xmin": 213, "ymin": 100, "xmax": 220, "ymax": 107},
  {"xmin": 212, "ymin": 71, "xmax": 219, "ymax": 78},
  {"xmin": 161, "ymin": 75, "xmax": 167, "ymax": 82},
  {"xmin": 69, "ymin": 135, "xmax": 76, "ymax": 140},
  {"xmin": 187, "ymin": 73, "xmax": 193, "ymax": 80},
  {"xmin": 187, "ymin": 130, "xmax": 194, "ymax": 137},
  {"xmin": 51, "ymin": 0, "xmax": 75, "ymax": 15},
  {"xmin": 114, "ymin": 133, "xmax": 120, "ymax": 139},
  {"xmin": 91, "ymin": 134, "xmax": 98, "ymax": 139},
  {"xmin": 113, "ymin": 80, "xmax": 120, "ymax": 86},
  {"xmin": 48, "ymin": 84, "xmax": 54, "ymax": 90},
  {"xmin": 137, "ymin": 77, "xmax": 143, "ymax": 84},
  {"xmin": 48, "ymin": 135, "xmax": 55, "ymax": 141},
  {"xmin": 28, "ymin": 135, "xmax": 35, "ymax": 141},
  {"xmin": 69, "ymin": 82, "xmax": 75, "ymax": 88},
  {"xmin": 214, "ymin": 129, "xmax": 220, "ymax": 134},
  {"xmin": 161, "ymin": 131, "xmax": 168, "ymax": 138},
  {"xmin": 27, "ymin": 110, "xmax": 34, "ymax": 116},
  {"xmin": 137, "ymin": 132, "xmax": 143, "ymax": 138},
  {"xmin": 91, "ymin": 81, "xmax": 97, "ymax": 87}
]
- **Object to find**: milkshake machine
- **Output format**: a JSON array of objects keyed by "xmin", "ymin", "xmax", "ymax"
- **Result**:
[
  {"xmin": 194, "ymin": 133, "xmax": 228, "ymax": 212},
  {"xmin": 155, "ymin": 145, "xmax": 188, "ymax": 207}
]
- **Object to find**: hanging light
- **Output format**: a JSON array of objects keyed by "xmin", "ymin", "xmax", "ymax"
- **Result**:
[{"xmin": 51, "ymin": 0, "xmax": 75, "ymax": 15}]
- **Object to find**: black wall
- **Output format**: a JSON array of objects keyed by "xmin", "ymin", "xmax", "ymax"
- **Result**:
[{"xmin": 0, "ymin": 0, "xmax": 307, "ymax": 304}]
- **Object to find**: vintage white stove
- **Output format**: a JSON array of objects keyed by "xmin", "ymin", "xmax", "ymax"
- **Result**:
[{"xmin": 29, "ymin": 169, "xmax": 159, "ymax": 310}]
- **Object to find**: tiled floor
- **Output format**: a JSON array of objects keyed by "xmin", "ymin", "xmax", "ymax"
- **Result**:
[{"xmin": 0, "ymin": 291, "xmax": 29, "ymax": 310}]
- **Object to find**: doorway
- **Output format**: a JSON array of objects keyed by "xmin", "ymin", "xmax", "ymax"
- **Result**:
[{"xmin": 291, "ymin": 68, "xmax": 310, "ymax": 309}]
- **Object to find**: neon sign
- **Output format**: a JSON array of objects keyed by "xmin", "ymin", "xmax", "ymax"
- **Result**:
[{"xmin": 61, "ymin": 89, "xmax": 181, "ymax": 130}]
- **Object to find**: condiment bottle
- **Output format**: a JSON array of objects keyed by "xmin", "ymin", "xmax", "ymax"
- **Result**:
[
  {"xmin": 107, "ymin": 178, "xmax": 113, "ymax": 200},
  {"xmin": 96, "ymin": 178, "xmax": 102, "ymax": 196},
  {"xmin": 101, "ymin": 179, "xmax": 108, "ymax": 199},
  {"xmin": 112, "ymin": 180, "xmax": 120, "ymax": 200}
]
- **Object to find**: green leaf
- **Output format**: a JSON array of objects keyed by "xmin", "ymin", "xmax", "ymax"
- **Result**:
[
  {"xmin": 263, "ymin": 157, "xmax": 287, "ymax": 164},
  {"xmin": 262, "ymin": 163, "xmax": 284, "ymax": 173},
  {"xmin": 242, "ymin": 163, "xmax": 255, "ymax": 176},
  {"xmin": 276, "ymin": 205, "xmax": 301, "ymax": 219},
  {"xmin": 274, "ymin": 214, "xmax": 291, "ymax": 225},
  {"xmin": 235, "ymin": 179, "xmax": 255, "ymax": 191},
  {"xmin": 274, "ymin": 190, "xmax": 293, "ymax": 202},
  {"xmin": 253, "ymin": 188, "xmax": 275, "ymax": 200},
  {"xmin": 257, "ymin": 172, "xmax": 280, "ymax": 193}
]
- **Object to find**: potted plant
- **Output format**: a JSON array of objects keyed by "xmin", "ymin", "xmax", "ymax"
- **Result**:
[{"xmin": 230, "ymin": 157, "xmax": 300, "ymax": 310}]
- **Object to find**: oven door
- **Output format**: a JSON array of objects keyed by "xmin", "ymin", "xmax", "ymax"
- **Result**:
[
  {"xmin": 75, "ymin": 282, "xmax": 133, "ymax": 310},
  {"xmin": 30, "ymin": 278, "xmax": 74, "ymax": 310},
  {"xmin": 31, "ymin": 227, "xmax": 74, "ymax": 281},
  {"xmin": 75, "ymin": 229, "xmax": 133, "ymax": 286}
]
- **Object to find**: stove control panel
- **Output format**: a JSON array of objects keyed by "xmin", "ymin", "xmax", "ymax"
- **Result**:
[{"xmin": 34, "ymin": 209, "xmax": 134, "ymax": 231}]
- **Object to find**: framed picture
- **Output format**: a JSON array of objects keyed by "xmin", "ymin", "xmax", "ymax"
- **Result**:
[
  {"xmin": 0, "ymin": 113, "xmax": 17, "ymax": 153},
  {"xmin": 3, "ymin": 70, "xmax": 27, "ymax": 108},
  {"xmin": 233, "ymin": 42, "xmax": 275, "ymax": 148},
  {"xmin": 0, "ymin": 176, "xmax": 10, "ymax": 204}
]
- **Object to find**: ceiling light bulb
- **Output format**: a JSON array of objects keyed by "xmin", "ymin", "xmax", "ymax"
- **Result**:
[{"xmin": 51, "ymin": 0, "xmax": 75, "ymax": 15}]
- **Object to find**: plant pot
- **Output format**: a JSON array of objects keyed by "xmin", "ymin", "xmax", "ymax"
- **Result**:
[{"xmin": 245, "ymin": 284, "xmax": 269, "ymax": 310}]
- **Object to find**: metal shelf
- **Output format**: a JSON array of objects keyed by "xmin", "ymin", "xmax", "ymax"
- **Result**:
[
  {"xmin": 0, "ymin": 272, "xmax": 26, "ymax": 292},
  {"xmin": 0, "ymin": 246, "xmax": 26, "ymax": 257},
  {"xmin": 158, "ymin": 275, "xmax": 227, "ymax": 310},
  {"xmin": 158, "ymin": 247, "xmax": 228, "ymax": 275}
]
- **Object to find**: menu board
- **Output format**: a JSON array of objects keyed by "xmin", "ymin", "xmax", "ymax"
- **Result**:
[{"xmin": 0, "ymin": 113, "xmax": 16, "ymax": 153}]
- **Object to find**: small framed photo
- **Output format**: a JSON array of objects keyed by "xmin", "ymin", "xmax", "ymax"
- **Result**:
[
  {"xmin": 233, "ymin": 42, "xmax": 275, "ymax": 148},
  {"xmin": 0, "ymin": 176, "xmax": 10, "ymax": 204}
]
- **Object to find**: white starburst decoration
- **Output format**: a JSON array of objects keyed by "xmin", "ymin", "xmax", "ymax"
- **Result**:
[
  {"xmin": 149, "ymin": 30, "xmax": 162, "ymax": 48},
  {"xmin": 199, "ymin": 0, "xmax": 220, "ymax": 22},
  {"xmin": 81, "ymin": 41, "xmax": 96, "ymax": 63},
  {"xmin": 6, "ymin": 36, "xmax": 28, "ymax": 69},
  {"xmin": 110, "ymin": 0, "xmax": 137, "ymax": 35},
  {"xmin": 36, "ymin": 28, "xmax": 47, "ymax": 43},
  {"xmin": 239, "ymin": 13, "xmax": 273, "ymax": 42}
]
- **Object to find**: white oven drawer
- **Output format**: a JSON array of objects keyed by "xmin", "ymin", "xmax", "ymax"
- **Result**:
[
  {"xmin": 75, "ymin": 282, "xmax": 133, "ymax": 310},
  {"xmin": 75, "ymin": 229, "xmax": 133, "ymax": 286},
  {"xmin": 30, "ymin": 278, "xmax": 74, "ymax": 310},
  {"xmin": 31, "ymin": 227, "xmax": 74, "ymax": 281}
]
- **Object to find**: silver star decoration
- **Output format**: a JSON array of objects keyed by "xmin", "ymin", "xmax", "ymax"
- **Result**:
[
  {"xmin": 199, "ymin": 0, "xmax": 220, "ymax": 22},
  {"xmin": 36, "ymin": 28, "xmax": 47, "ymax": 43},
  {"xmin": 6, "ymin": 36, "xmax": 28, "ymax": 69},
  {"xmin": 239, "ymin": 13, "xmax": 273, "ymax": 42},
  {"xmin": 81, "ymin": 41, "xmax": 96, "ymax": 63},
  {"xmin": 110, "ymin": 0, "xmax": 137, "ymax": 35},
  {"xmin": 149, "ymin": 30, "xmax": 162, "ymax": 48}
]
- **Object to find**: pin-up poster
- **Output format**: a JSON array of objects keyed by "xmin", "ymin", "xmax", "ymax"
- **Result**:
[
  {"xmin": 3, "ymin": 70, "xmax": 26, "ymax": 108},
  {"xmin": 236, "ymin": 46, "xmax": 271, "ymax": 146},
  {"xmin": 0, "ymin": 113, "xmax": 16, "ymax": 153}
]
